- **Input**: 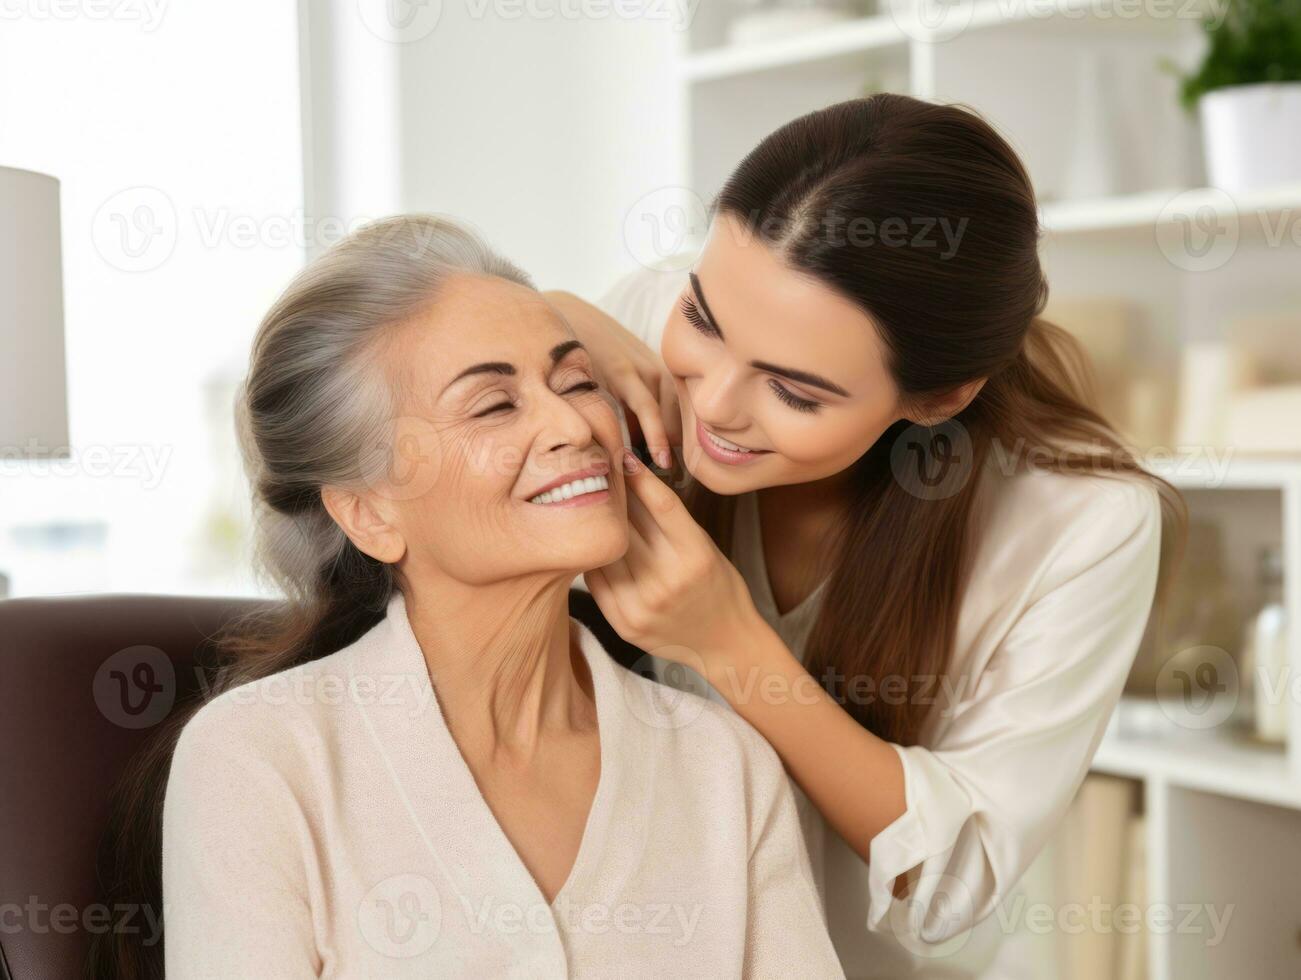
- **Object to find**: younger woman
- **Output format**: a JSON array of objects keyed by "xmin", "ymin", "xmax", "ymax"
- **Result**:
[{"xmin": 549, "ymin": 94, "xmax": 1183, "ymax": 975}]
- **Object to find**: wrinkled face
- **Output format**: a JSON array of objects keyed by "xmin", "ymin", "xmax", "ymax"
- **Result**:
[
  {"xmin": 371, "ymin": 274, "xmax": 629, "ymax": 585},
  {"xmin": 661, "ymin": 213, "xmax": 904, "ymax": 495}
]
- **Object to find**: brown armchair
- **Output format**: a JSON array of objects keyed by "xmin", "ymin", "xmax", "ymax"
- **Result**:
[{"xmin": 0, "ymin": 588, "xmax": 640, "ymax": 979}]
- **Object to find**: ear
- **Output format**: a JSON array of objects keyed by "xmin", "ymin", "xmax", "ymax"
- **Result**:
[
  {"xmin": 903, "ymin": 377, "xmax": 987, "ymax": 426},
  {"xmin": 320, "ymin": 486, "xmax": 407, "ymax": 564}
]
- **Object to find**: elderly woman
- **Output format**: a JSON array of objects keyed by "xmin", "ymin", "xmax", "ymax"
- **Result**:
[{"xmin": 159, "ymin": 215, "xmax": 843, "ymax": 977}]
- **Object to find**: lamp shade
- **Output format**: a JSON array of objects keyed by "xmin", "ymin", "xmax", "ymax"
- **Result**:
[{"xmin": 0, "ymin": 166, "xmax": 69, "ymax": 455}]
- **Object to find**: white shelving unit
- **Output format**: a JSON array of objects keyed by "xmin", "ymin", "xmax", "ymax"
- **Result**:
[{"xmin": 674, "ymin": 4, "xmax": 1301, "ymax": 979}]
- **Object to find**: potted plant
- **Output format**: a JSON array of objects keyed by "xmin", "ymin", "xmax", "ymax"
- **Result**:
[{"xmin": 1176, "ymin": 0, "xmax": 1301, "ymax": 191}]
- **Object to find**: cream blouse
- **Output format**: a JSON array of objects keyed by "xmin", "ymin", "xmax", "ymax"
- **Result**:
[
  {"xmin": 161, "ymin": 589, "xmax": 846, "ymax": 978},
  {"xmin": 588, "ymin": 263, "xmax": 1164, "ymax": 978}
]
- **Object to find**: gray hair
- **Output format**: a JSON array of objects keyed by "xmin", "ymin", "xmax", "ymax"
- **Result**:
[{"xmin": 235, "ymin": 213, "xmax": 533, "ymax": 605}]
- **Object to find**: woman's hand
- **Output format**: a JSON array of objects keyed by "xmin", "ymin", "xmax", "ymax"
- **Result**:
[
  {"xmin": 543, "ymin": 290, "xmax": 681, "ymax": 469},
  {"xmin": 585, "ymin": 449, "xmax": 766, "ymax": 682}
]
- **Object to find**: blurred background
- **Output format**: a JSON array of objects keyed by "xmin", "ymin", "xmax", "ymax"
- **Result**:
[{"xmin": 2, "ymin": 1, "xmax": 1300, "ymax": 977}]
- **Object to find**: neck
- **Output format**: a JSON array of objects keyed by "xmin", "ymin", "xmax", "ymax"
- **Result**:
[
  {"xmin": 759, "ymin": 468, "xmax": 852, "ymax": 532},
  {"xmin": 401, "ymin": 574, "xmax": 595, "ymax": 762}
]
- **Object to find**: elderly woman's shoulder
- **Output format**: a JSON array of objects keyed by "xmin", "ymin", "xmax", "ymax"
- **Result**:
[
  {"xmin": 170, "ymin": 646, "xmax": 351, "ymax": 775},
  {"xmin": 616, "ymin": 661, "xmax": 786, "ymax": 774}
]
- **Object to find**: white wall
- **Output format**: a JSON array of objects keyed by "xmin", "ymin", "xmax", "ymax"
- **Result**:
[
  {"xmin": 0, "ymin": 2, "xmax": 303, "ymax": 595},
  {"xmin": 300, "ymin": 0, "xmax": 685, "ymax": 297}
]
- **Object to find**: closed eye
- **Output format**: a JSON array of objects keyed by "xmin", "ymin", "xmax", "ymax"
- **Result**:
[
  {"xmin": 679, "ymin": 294, "xmax": 717, "ymax": 336},
  {"xmin": 769, "ymin": 379, "xmax": 820, "ymax": 413},
  {"xmin": 473, "ymin": 401, "xmax": 513, "ymax": 418},
  {"xmin": 472, "ymin": 380, "xmax": 600, "ymax": 418}
]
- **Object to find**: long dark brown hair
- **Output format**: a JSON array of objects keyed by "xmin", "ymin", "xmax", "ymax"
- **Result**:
[
  {"xmin": 88, "ymin": 215, "xmax": 535, "ymax": 977},
  {"xmin": 678, "ymin": 94, "xmax": 1185, "ymax": 747}
]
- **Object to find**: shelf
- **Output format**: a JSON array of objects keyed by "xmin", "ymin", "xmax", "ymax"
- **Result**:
[
  {"xmin": 1041, "ymin": 182, "xmax": 1301, "ymax": 235},
  {"xmin": 1094, "ymin": 725, "xmax": 1301, "ymax": 811},
  {"xmin": 680, "ymin": 16, "xmax": 906, "ymax": 82},
  {"xmin": 1143, "ymin": 453, "xmax": 1301, "ymax": 491},
  {"xmin": 679, "ymin": 0, "xmax": 1195, "ymax": 83}
]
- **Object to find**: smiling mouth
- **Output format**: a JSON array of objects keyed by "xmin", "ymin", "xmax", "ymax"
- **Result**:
[
  {"xmin": 698, "ymin": 420, "xmax": 771, "ymax": 461},
  {"xmin": 527, "ymin": 474, "xmax": 611, "ymax": 505}
]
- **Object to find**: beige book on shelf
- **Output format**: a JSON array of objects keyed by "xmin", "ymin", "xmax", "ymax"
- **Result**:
[
  {"xmin": 1115, "ymin": 813, "xmax": 1148, "ymax": 980},
  {"xmin": 1055, "ymin": 773, "xmax": 1139, "ymax": 980}
]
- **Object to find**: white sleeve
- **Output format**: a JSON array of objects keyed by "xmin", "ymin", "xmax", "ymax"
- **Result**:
[
  {"xmin": 864, "ymin": 478, "xmax": 1162, "ymax": 946},
  {"xmin": 162, "ymin": 697, "xmax": 321, "ymax": 977},
  {"xmin": 594, "ymin": 261, "xmax": 690, "ymax": 354},
  {"xmin": 741, "ymin": 721, "xmax": 846, "ymax": 978}
]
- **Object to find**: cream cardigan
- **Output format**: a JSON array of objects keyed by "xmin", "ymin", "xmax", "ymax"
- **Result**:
[
  {"xmin": 161, "ymin": 589, "xmax": 846, "ymax": 978},
  {"xmin": 590, "ymin": 263, "xmax": 1164, "ymax": 977}
]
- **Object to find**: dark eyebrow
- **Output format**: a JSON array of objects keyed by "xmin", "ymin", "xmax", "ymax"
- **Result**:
[
  {"xmin": 687, "ymin": 272, "xmax": 852, "ymax": 399},
  {"xmin": 750, "ymin": 359, "xmax": 851, "ymax": 398},
  {"xmin": 441, "ymin": 339, "xmax": 587, "ymax": 395},
  {"xmin": 549, "ymin": 338, "xmax": 585, "ymax": 364},
  {"xmin": 442, "ymin": 361, "xmax": 512, "ymax": 393}
]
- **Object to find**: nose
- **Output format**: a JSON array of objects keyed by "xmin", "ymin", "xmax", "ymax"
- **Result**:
[
  {"xmin": 689, "ymin": 360, "xmax": 748, "ymax": 430},
  {"xmin": 534, "ymin": 382, "xmax": 598, "ymax": 454}
]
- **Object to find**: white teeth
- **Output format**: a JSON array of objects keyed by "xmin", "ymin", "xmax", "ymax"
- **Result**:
[
  {"xmin": 529, "ymin": 474, "xmax": 609, "ymax": 505},
  {"xmin": 705, "ymin": 428, "xmax": 756, "ymax": 453}
]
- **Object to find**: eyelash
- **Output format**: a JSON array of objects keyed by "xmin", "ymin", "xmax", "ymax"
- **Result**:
[
  {"xmin": 679, "ymin": 294, "xmax": 714, "ymax": 335},
  {"xmin": 769, "ymin": 379, "xmax": 820, "ymax": 413},
  {"xmin": 680, "ymin": 295, "xmax": 822, "ymax": 414},
  {"xmin": 473, "ymin": 380, "xmax": 600, "ymax": 418}
]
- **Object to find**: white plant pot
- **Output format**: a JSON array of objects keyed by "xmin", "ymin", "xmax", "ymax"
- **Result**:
[{"xmin": 1199, "ymin": 82, "xmax": 1301, "ymax": 192}]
